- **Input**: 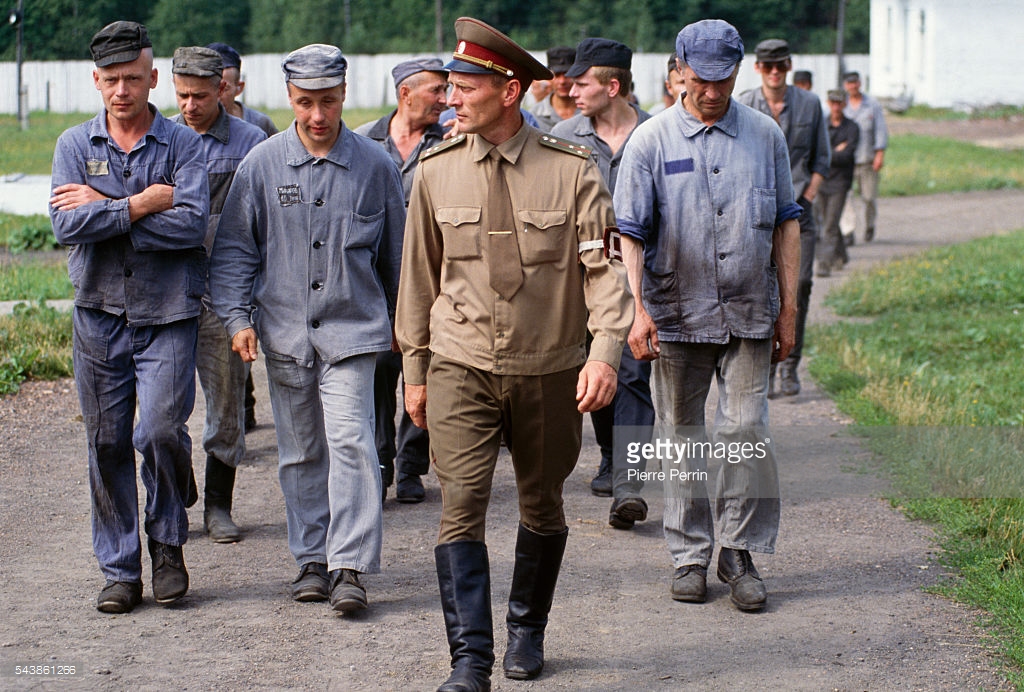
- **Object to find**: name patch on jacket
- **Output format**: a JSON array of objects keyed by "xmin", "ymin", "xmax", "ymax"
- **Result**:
[
  {"xmin": 277, "ymin": 184, "xmax": 302, "ymax": 207},
  {"xmin": 86, "ymin": 159, "xmax": 109, "ymax": 176},
  {"xmin": 664, "ymin": 159, "xmax": 695, "ymax": 175}
]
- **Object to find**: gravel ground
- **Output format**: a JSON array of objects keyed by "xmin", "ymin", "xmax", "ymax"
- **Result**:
[{"xmin": 1, "ymin": 188, "xmax": 1022, "ymax": 688}]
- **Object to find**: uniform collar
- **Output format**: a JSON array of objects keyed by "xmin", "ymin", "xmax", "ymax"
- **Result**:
[
  {"xmin": 90, "ymin": 104, "xmax": 169, "ymax": 149},
  {"xmin": 205, "ymin": 104, "xmax": 232, "ymax": 145},
  {"xmin": 675, "ymin": 95, "xmax": 739, "ymax": 138},
  {"xmin": 284, "ymin": 121, "xmax": 353, "ymax": 168},
  {"xmin": 469, "ymin": 120, "xmax": 532, "ymax": 165}
]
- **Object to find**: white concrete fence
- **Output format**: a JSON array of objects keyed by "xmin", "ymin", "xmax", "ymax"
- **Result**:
[{"xmin": 1, "ymin": 52, "xmax": 869, "ymax": 115}]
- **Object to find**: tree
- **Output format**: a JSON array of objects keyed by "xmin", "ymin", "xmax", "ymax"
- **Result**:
[{"xmin": 147, "ymin": 0, "xmax": 249, "ymax": 56}]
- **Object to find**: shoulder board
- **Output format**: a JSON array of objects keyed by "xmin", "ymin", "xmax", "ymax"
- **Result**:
[
  {"xmin": 539, "ymin": 134, "xmax": 592, "ymax": 159},
  {"xmin": 419, "ymin": 133, "xmax": 467, "ymax": 161}
]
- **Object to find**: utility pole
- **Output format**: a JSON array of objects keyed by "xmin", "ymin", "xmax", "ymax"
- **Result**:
[
  {"xmin": 435, "ymin": 0, "xmax": 443, "ymax": 54},
  {"xmin": 9, "ymin": 0, "xmax": 26, "ymax": 129},
  {"xmin": 835, "ymin": 0, "xmax": 847, "ymax": 88}
]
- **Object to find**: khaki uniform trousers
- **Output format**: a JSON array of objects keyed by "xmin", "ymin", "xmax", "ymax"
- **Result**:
[{"xmin": 426, "ymin": 354, "xmax": 583, "ymax": 543}]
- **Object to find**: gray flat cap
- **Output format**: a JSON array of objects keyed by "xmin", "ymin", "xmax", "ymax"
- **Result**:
[
  {"xmin": 90, "ymin": 21, "xmax": 152, "ymax": 67},
  {"xmin": 392, "ymin": 57, "xmax": 447, "ymax": 88},
  {"xmin": 282, "ymin": 44, "xmax": 348, "ymax": 89},
  {"xmin": 172, "ymin": 46, "xmax": 224, "ymax": 78}
]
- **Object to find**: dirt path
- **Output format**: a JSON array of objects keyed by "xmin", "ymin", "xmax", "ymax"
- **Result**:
[{"xmin": 1, "ymin": 189, "xmax": 1021, "ymax": 690}]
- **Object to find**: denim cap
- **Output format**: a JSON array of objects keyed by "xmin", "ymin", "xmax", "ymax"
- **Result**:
[
  {"xmin": 675, "ymin": 19, "xmax": 744, "ymax": 82},
  {"xmin": 90, "ymin": 21, "xmax": 152, "ymax": 67},
  {"xmin": 172, "ymin": 46, "xmax": 224, "ymax": 78},
  {"xmin": 392, "ymin": 57, "xmax": 447, "ymax": 88},
  {"xmin": 446, "ymin": 17, "xmax": 553, "ymax": 83},
  {"xmin": 843, "ymin": 71, "xmax": 860, "ymax": 83},
  {"xmin": 206, "ymin": 42, "xmax": 241, "ymax": 70},
  {"xmin": 565, "ymin": 38, "xmax": 632, "ymax": 78},
  {"xmin": 546, "ymin": 46, "xmax": 576, "ymax": 73},
  {"xmin": 827, "ymin": 88, "xmax": 848, "ymax": 102},
  {"xmin": 793, "ymin": 70, "xmax": 812, "ymax": 84},
  {"xmin": 282, "ymin": 44, "xmax": 348, "ymax": 89},
  {"xmin": 754, "ymin": 38, "xmax": 790, "ymax": 63}
]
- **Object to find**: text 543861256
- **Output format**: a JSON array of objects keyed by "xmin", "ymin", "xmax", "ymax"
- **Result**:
[{"xmin": 6, "ymin": 663, "xmax": 80, "ymax": 677}]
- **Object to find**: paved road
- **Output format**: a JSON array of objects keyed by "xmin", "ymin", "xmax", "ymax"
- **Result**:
[{"xmin": 0, "ymin": 189, "xmax": 1020, "ymax": 690}]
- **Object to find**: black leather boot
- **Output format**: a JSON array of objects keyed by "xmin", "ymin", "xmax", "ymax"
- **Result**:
[
  {"xmin": 204, "ymin": 455, "xmax": 241, "ymax": 543},
  {"xmin": 435, "ymin": 541, "xmax": 493, "ymax": 692},
  {"xmin": 502, "ymin": 524, "xmax": 568, "ymax": 680}
]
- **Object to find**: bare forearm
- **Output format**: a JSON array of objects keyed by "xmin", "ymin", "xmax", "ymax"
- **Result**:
[{"xmin": 773, "ymin": 218, "xmax": 800, "ymax": 313}]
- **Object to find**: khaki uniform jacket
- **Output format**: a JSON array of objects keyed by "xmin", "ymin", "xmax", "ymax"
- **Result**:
[{"xmin": 397, "ymin": 124, "xmax": 632, "ymax": 385}]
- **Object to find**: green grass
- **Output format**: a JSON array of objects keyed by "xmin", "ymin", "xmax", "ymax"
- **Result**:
[
  {"xmin": 882, "ymin": 134, "xmax": 1024, "ymax": 196},
  {"xmin": 0, "ymin": 212, "xmax": 52, "ymax": 247},
  {"xmin": 808, "ymin": 229, "xmax": 1024, "ymax": 686},
  {"xmin": 896, "ymin": 104, "xmax": 1024, "ymax": 121},
  {"xmin": 0, "ymin": 254, "xmax": 72, "ymax": 301},
  {"xmin": 0, "ymin": 300, "xmax": 73, "ymax": 395}
]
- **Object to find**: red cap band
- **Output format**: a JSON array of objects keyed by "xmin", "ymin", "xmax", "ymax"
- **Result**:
[{"xmin": 453, "ymin": 40, "xmax": 516, "ymax": 78}]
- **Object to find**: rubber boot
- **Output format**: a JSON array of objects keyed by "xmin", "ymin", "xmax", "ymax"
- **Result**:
[
  {"xmin": 204, "ymin": 455, "xmax": 241, "ymax": 543},
  {"xmin": 502, "ymin": 524, "xmax": 568, "ymax": 680},
  {"xmin": 435, "ymin": 541, "xmax": 494, "ymax": 692}
]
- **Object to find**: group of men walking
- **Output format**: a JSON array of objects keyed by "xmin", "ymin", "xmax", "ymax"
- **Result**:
[{"xmin": 52, "ymin": 14, "xmax": 884, "ymax": 692}]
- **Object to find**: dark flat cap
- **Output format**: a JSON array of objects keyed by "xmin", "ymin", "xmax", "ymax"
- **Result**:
[
  {"xmin": 843, "ymin": 71, "xmax": 860, "ymax": 82},
  {"xmin": 392, "ymin": 57, "xmax": 447, "ymax": 87},
  {"xmin": 676, "ymin": 19, "xmax": 744, "ymax": 82},
  {"xmin": 793, "ymin": 70, "xmax": 812, "ymax": 84},
  {"xmin": 566, "ymin": 38, "xmax": 632, "ymax": 78},
  {"xmin": 207, "ymin": 42, "xmax": 241, "ymax": 70},
  {"xmin": 173, "ymin": 46, "xmax": 224, "ymax": 78},
  {"xmin": 546, "ymin": 46, "xmax": 576, "ymax": 73},
  {"xmin": 755, "ymin": 38, "xmax": 790, "ymax": 63},
  {"xmin": 827, "ymin": 88, "xmax": 848, "ymax": 102},
  {"xmin": 446, "ymin": 17, "xmax": 553, "ymax": 83},
  {"xmin": 90, "ymin": 21, "xmax": 152, "ymax": 67},
  {"xmin": 281, "ymin": 44, "xmax": 348, "ymax": 89}
]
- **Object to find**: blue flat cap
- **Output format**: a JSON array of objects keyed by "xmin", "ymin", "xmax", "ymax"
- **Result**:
[
  {"xmin": 566, "ymin": 38, "xmax": 632, "ymax": 78},
  {"xmin": 207, "ymin": 42, "xmax": 241, "ymax": 70},
  {"xmin": 676, "ymin": 19, "xmax": 744, "ymax": 82},
  {"xmin": 392, "ymin": 57, "xmax": 447, "ymax": 87},
  {"xmin": 282, "ymin": 44, "xmax": 348, "ymax": 89},
  {"xmin": 90, "ymin": 21, "xmax": 151, "ymax": 67}
]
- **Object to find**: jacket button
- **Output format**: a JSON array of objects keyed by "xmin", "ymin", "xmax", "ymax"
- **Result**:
[
  {"xmin": 313, "ymin": 241, "xmax": 322, "ymax": 249},
  {"xmin": 311, "ymin": 320, "xmax": 320, "ymax": 329},
  {"xmin": 718, "ymin": 254, "xmax": 726, "ymax": 260},
  {"xmin": 312, "ymin": 281, "xmax": 322, "ymax": 290},
  {"xmin": 717, "ymin": 209, "xmax": 723, "ymax": 216},
  {"xmin": 124, "ymin": 268, "xmax": 132, "ymax": 277},
  {"xmin": 713, "ymin": 168, "xmax": 720, "ymax": 174},
  {"xmin": 314, "ymin": 199, "xmax": 325, "ymax": 207}
]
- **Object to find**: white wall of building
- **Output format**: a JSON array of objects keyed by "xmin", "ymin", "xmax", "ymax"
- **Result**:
[
  {"xmin": 1, "ymin": 52, "xmax": 869, "ymax": 116},
  {"xmin": 871, "ymin": 0, "xmax": 1024, "ymax": 108}
]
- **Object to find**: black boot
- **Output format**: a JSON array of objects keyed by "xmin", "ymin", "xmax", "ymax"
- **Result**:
[
  {"xmin": 204, "ymin": 455, "xmax": 241, "ymax": 543},
  {"xmin": 502, "ymin": 524, "xmax": 568, "ymax": 680},
  {"xmin": 435, "ymin": 541, "xmax": 493, "ymax": 692}
]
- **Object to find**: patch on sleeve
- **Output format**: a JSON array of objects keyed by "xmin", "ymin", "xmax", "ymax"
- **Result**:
[
  {"xmin": 604, "ymin": 226, "xmax": 622, "ymax": 261},
  {"xmin": 664, "ymin": 158, "xmax": 694, "ymax": 175},
  {"xmin": 86, "ymin": 159, "xmax": 109, "ymax": 176}
]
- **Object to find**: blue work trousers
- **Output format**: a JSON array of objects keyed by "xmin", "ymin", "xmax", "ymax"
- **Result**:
[
  {"xmin": 653, "ymin": 338, "xmax": 780, "ymax": 569},
  {"xmin": 591, "ymin": 344, "xmax": 654, "ymax": 493},
  {"xmin": 195, "ymin": 306, "xmax": 248, "ymax": 467},
  {"xmin": 73, "ymin": 308, "xmax": 198, "ymax": 583},
  {"xmin": 265, "ymin": 352, "xmax": 383, "ymax": 574}
]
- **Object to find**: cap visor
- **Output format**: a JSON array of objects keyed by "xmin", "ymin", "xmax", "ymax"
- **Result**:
[
  {"xmin": 564, "ymin": 63, "xmax": 588, "ymax": 78},
  {"xmin": 95, "ymin": 49, "xmax": 142, "ymax": 68},
  {"xmin": 443, "ymin": 58, "xmax": 496, "ymax": 75},
  {"xmin": 288, "ymin": 76, "xmax": 345, "ymax": 90},
  {"xmin": 689, "ymin": 62, "xmax": 738, "ymax": 82}
]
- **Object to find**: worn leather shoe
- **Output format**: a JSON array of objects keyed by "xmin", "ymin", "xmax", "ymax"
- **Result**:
[
  {"xmin": 778, "ymin": 364, "xmax": 801, "ymax": 396},
  {"xmin": 717, "ymin": 548, "xmax": 767, "ymax": 611},
  {"xmin": 204, "ymin": 506, "xmax": 241, "ymax": 544},
  {"xmin": 590, "ymin": 468, "xmax": 612, "ymax": 496},
  {"xmin": 396, "ymin": 473, "xmax": 426, "ymax": 503},
  {"xmin": 329, "ymin": 569, "xmax": 368, "ymax": 614},
  {"xmin": 670, "ymin": 565, "xmax": 707, "ymax": 603},
  {"xmin": 291, "ymin": 562, "xmax": 329, "ymax": 602},
  {"xmin": 97, "ymin": 580, "xmax": 142, "ymax": 614},
  {"xmin": 608, "ymin": 497, "xmax": 648, "ymax": 530},
  {"xmin": 148, "ymin": 539, "xmax": 188, "ymax": 604}
]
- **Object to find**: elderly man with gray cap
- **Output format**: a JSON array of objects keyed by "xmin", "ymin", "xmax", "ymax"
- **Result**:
[
  {"xmin": 737, "ymin": 38, "xmax": 831, "ymax": 398},
  {"xmin": 615, "ymin": 19, "xmax": 802, "ymax": 612},
  {"xmin": 396, "ymin": 17, "xmax": 632, "ymax": 691},
  {"xmin": 356, "ymin": 57, "xmax": 448, "ymax": 504},
  {"xmin": 169, "ymin": 46, "xmax": 267, "ymax": 544},
  {"xmin": 49, "ymin": 21, "xmax": 209, "ymax": 614},
  {"xmin": 210, "ymin": 43, "xmax": 405, "ymax": 614},
  {"xmin": 550, "ymin": 37, "xmax": 655, "ymax": 531}
]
